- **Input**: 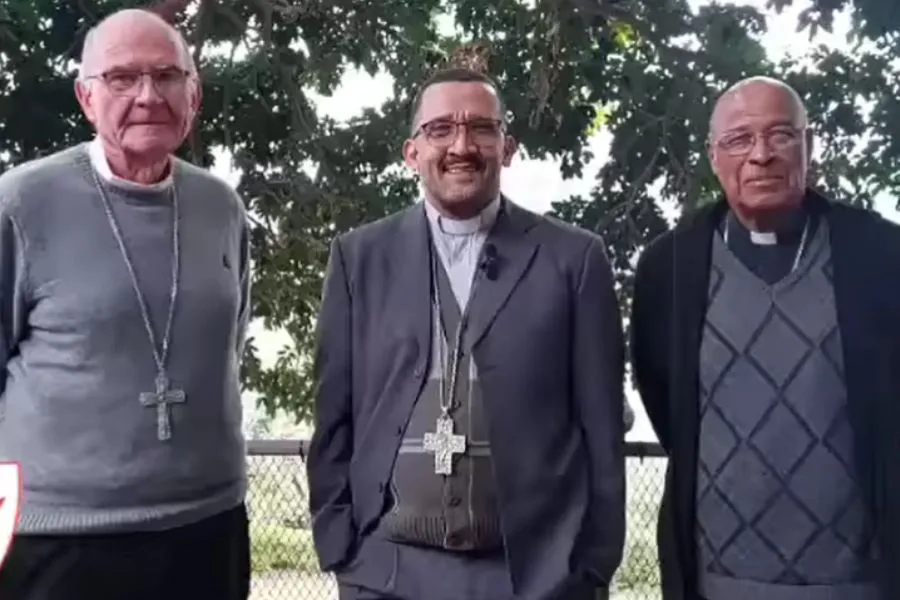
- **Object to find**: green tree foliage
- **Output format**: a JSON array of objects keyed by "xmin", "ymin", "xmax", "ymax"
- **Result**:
[
  {"xmin": 769, "ymin": 0, "xmax": 900, "ymax": 39},
  {"xmin": 0, "ymin": 0, "xmax": 896, "ymax": 419},
  {"xmin": 557, "ymin": 0, "xmax": 899, "ymax": 299}
]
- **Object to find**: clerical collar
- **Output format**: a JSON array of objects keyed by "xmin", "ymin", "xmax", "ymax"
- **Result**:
[
  {"xmin": 724, "ymin": 207, "xmax": 807, "ymax": 246},
  {"xmin": 87, "ymin": 137, "xmax": 174, "ymax": 191},
  {"xmin": 749, "ymin": 230, "xmax": 777, "ymax": 245},
  {"xmin": 424, "ymin": 195, "xmax": 501, "ymax": 236}
]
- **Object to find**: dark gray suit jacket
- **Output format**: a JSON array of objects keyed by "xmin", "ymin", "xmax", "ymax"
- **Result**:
[{"xmin": 307, "ymin": 199, "xmax": 626, "ymax": 599}]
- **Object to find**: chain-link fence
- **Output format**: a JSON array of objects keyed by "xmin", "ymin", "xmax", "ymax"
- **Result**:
[{"xmin": 246, "ymin": 440, "xmax": 666, "ymax": 600}]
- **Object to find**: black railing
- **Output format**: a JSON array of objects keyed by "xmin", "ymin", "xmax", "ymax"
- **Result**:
[{"xmin": 245, "ymin": 440, "xmax": 666, "ymax": 600}]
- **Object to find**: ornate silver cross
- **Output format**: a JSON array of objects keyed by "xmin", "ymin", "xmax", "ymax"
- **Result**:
[
  {"xmin": 423, "ymin": 415, "xmax": 466, "ymax": 475},
  {"xmin": 139, "ymin": 373, "xmax": 186, "ymax": 441}
]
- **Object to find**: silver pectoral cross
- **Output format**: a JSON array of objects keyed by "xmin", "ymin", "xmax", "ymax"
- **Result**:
[
  {"xmin": 139, "ymin": 373, "xmax": 186, "ymax": 441},
  {"xmin": 423, "ymin": 415, "xmax": 466, "ymax": 475}
]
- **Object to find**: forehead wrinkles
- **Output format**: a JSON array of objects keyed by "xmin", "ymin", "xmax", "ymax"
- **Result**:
[
  {"xmin": 100, "ymin": 33, "xmax": 182, "ymax": 67},
  {"xmin": 84, "ymin": 14, "xmax": 191, "ymax": 75}
]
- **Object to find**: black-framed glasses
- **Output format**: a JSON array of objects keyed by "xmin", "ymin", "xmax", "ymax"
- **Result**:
[
  {"xmin": 415, "ymin": 117, "xmax": 505, "ymax": 147},
  {"xmin": 714, "ymin": 126, "xmax": 805, "ymax": 156},
  {"xmin": 83, "ymin": 67, "xmax": 191, "ymax": 97}
]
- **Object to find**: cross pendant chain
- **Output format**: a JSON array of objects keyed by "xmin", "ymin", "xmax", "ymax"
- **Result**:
[
  {"xmin": 423, "ymin": 414, "xmax": 466, "ymax": 475},
  {"xmin": 427, "ymin": 250, "xmax": 470, "ymax": 475},
  {"xmin": 91, "ymin": 171, "xmax": 184, "ymax": 441},
  {"xmin": 140, "ymin": 372, "xmax": 186, "ymax": 441}
]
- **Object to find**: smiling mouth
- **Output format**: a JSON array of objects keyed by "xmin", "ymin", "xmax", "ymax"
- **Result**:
[{"xmin": 443, "ymin": 164, "xmax": 480, "ymax": 174}]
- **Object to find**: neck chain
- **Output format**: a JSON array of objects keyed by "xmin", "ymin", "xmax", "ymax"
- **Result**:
[
  {"xmin": 90, "ymin": 171, "xmax": 180, "ymax": 393},
  {"xmin": 724, "ymin": 217, "xmax": 810, "ymax": 273},
  {"xmin": 431, "ymin": 250, "xmax": 466, "ymax": 418}
]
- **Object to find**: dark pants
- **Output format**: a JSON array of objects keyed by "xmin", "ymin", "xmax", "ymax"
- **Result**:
[
  {"xmin": 336, "ymin": 533, "xmax": 606, "ymax": 600},
  {"xmin": 338, "ymin": 584, "xmax": 401, "ymax": 600},
  {"xmin": 0, "ymin": 504, "xmax": 250, "ymax": 600}
]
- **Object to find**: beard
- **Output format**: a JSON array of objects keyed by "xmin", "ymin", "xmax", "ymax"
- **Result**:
[{"xmin": 421, "ymin": 173, "xmax": 498, "ymax": 219}]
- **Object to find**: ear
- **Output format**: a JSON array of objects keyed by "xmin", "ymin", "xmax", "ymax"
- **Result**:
[
  {"xmin": 190, "ymin": 77, "xmax": 203, "ymax": 114},
  {"xmin": 74, "ymin": 79, "xmax": 97, "ymax": 125},
  {"xmin": 402, "ymin": 138, "xmax": 418, "ymax": 170},
  {"xmin": 705, "ymin": 138, "xmax": 719, "ymax": 177},
  {"xmin": 501, "ymin": 135, "xmax": 517, "ymax": 167},
  {"xmin": 804, "ymin": 128, "xmax": 814, "ymax": 165}
]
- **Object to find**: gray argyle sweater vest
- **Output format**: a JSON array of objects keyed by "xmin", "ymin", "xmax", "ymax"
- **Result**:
[
  {"xmin": 696, "ymin": 221, "xmax": 879, "ymax": 600},
  {"xmin": 378, "ymin": 254, "xmax": 502, "ymax": 551}
]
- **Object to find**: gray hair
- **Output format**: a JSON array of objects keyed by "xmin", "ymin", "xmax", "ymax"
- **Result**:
[{"xmin": 77, "ymin": 9, "xmax": 196, "ymax": 80}]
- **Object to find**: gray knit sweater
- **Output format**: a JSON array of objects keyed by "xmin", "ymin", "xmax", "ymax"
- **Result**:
[
  {"xmin": 696, "ymin": 222, "xmax": 878, "ymax": 600},
  {"xmin": 0, "ymin": 143, "xmax": 251, "ymax": 534}
]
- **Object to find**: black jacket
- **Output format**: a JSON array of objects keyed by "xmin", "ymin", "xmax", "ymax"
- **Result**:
[{"xmin": 630, "ymin": 190, "xmax": 900, "ymax": 599}]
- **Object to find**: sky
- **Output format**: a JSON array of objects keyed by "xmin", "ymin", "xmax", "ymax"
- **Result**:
[{"xmin": 224, "ymin": 0, "xmax": 894, "ymax": 441}]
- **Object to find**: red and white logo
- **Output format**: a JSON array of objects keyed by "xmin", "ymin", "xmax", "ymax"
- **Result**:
[{"xmin": 0, "ymin": 462, "xmax": 21, "ymax": 572}]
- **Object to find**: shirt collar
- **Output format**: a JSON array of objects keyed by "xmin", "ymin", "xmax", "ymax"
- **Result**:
[
  {"xmin": 424, "ymin": 195, "xmax": 501, "ymax": 236},
  {"xmin": 725, "ymin": 205, "xmax": 807, "ymax": 246},
  {"xmin": 88, "ymin": 137, "xmax": 174, "ymax": 191}
]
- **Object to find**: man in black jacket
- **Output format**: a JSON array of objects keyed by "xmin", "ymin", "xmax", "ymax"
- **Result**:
[{"xmin": 631, "ymin": 75, "xmax": 900, "ymax": 600}]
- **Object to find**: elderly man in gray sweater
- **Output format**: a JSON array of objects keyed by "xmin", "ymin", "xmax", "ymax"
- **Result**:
[{"xmin": 0, "ymin": 8, "xmax": 251, "ymax": 600}]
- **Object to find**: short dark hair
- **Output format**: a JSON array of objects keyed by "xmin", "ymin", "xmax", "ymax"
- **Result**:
[{"xmin": 409, "ymin": 68, "xmax": 506, "ymax": 133}]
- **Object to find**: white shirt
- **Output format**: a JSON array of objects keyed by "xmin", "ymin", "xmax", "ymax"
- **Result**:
[
  {"xmin": 423, "ymin": 196, "xmax": 501, "ymax": 307},
  {"xmin": 88, "ymin": 137, "xmax": 174, "ymax": 190}
]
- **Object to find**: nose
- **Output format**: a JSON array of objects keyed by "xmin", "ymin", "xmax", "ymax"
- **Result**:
[
  {"xmin": 134, "ymin": 74, "xmax": 164, "ymax": 104},
  {"xmin": 747, "ymin": 134, "xmax": 774, "ymax": 164},
  {"xmin": 447, "ymin": 123, "xmax": 477, "ymax": 154}
]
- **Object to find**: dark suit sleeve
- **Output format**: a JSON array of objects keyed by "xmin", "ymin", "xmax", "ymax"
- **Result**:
[
  {"xmin": 306, "ymin": 236, "xmax": 357, "ymax": 572},
  {"xmin": 573, "ymin": 236, "xmax": 626, "ymax": 585},
  {"xmin": 630, "ymin": 242, "xmax": 671, "ymax": 452}
]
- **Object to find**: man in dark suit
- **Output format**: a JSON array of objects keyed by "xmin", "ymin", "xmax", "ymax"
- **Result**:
[
  {"xmin": 306, "ymin": 59, "xmax": 626, "ymax": 600},
  {"xmin": 631, "ymin": 75, "xmax": 900, "ymax": 600}
]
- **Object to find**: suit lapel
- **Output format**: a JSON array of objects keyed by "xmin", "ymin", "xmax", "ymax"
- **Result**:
[
  {"xmin": 467, "ymin": 199, "xmax": 540, "ymax": 347},
  {"xmin": 395, "ymin": 204, "xmax": 433, "ymax": 355}
]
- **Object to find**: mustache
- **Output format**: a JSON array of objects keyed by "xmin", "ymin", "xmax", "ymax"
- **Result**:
[{"xmin": 441, "ymin": 155, "xmax": 485, "ymax": 170}]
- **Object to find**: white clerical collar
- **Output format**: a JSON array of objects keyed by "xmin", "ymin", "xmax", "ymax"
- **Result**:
[
  {"xmin": 88, "ymin": 137, "xmax": 174, "ymax": 191},
  {"xmin": 727, "ymin": 210, "xmax": 807, "ymax": 246},
  {"xmin": 424, "ymin": 195, "xmax": 501, "ymax": 236},
  {"xmin": 749, "ymin": 230, "xmax": 778, "ymax": 245}
]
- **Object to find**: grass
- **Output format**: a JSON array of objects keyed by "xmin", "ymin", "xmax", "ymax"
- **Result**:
[{"xmin": 251, "ymin": 522, "xmax": 320, "ymax": 573}]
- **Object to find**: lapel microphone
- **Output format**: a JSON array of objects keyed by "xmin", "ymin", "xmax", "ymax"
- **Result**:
[{"xmin": 480, "ymin": 243, "xmax": 499, "ymax": 280}]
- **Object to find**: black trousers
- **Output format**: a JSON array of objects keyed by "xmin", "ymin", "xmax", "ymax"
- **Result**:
[{"xmin": 0, "ymin": 504, "xmax": 250, "ymax": 600}]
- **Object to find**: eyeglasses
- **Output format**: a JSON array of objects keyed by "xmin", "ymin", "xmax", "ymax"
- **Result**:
[
  {"xmin": 714, "ymin": 126, "xmax": 805, "ymax": 156},
  {"xmin": 415, "ymin": 118, "xmax": 505, "ymax": 147},
  {"xmin": 83, "ymin": 67, "xmax": 191, "ymax": 97}
]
